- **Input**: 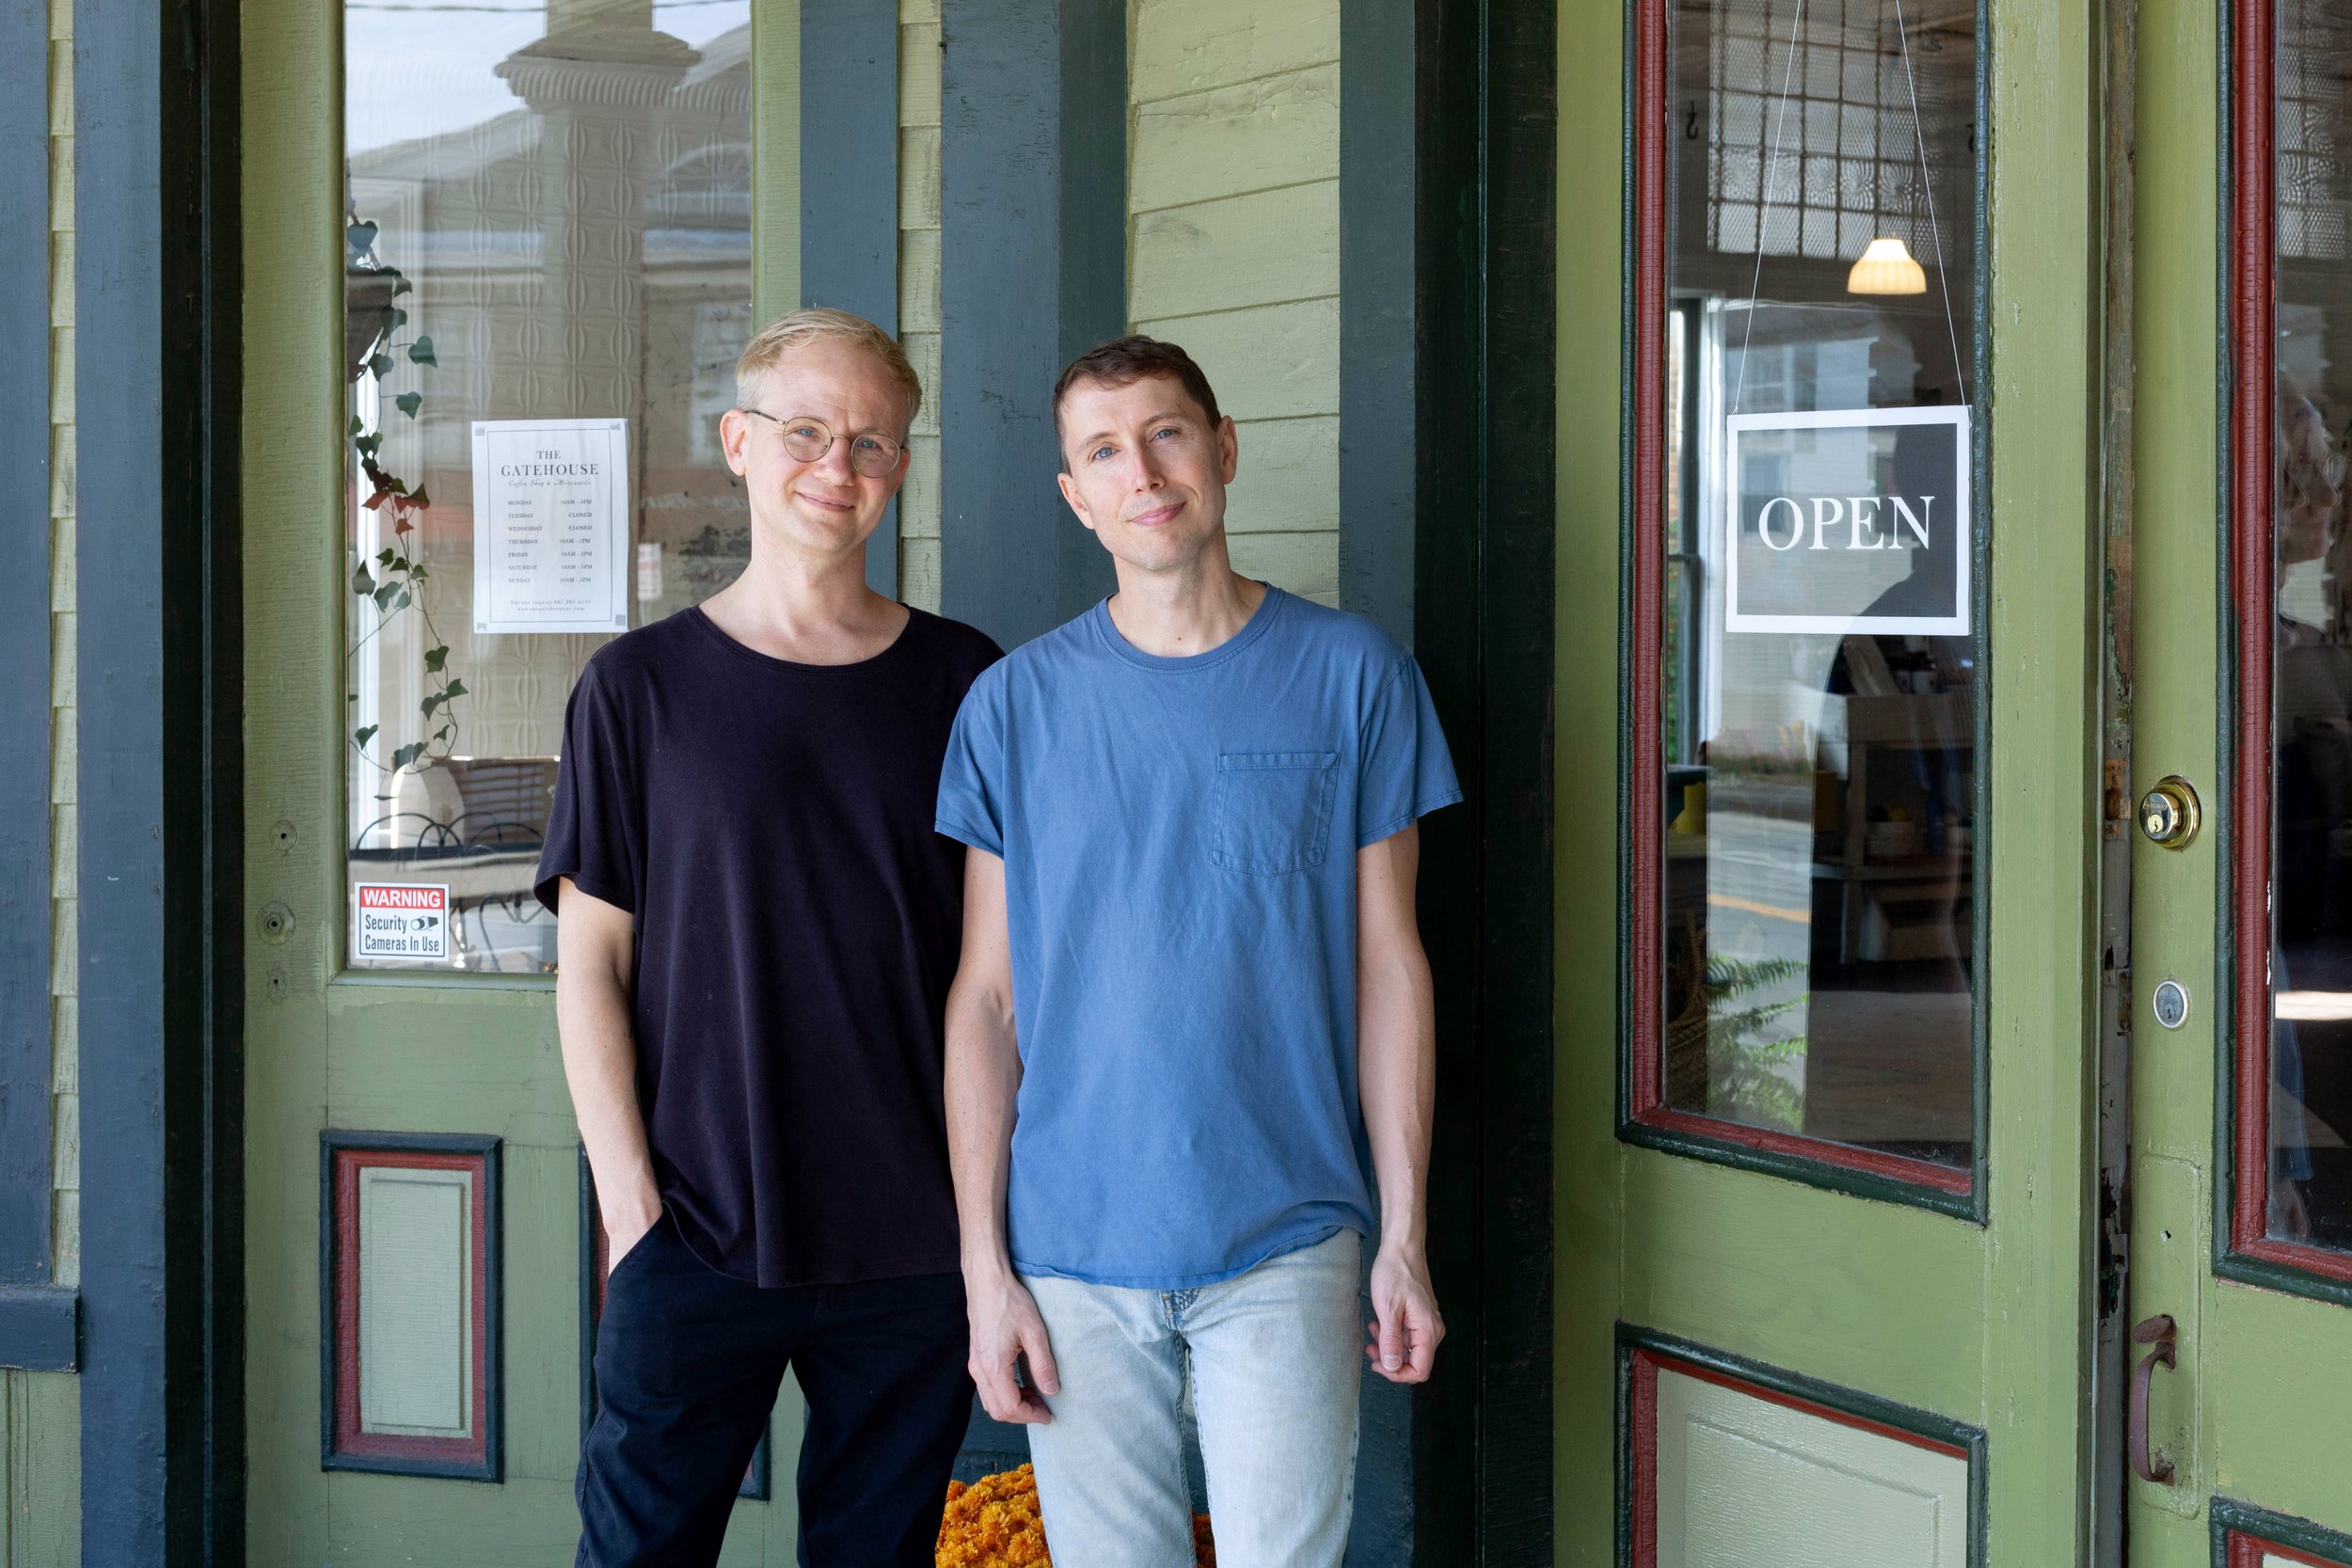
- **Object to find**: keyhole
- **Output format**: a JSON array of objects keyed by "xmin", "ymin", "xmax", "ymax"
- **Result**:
[{"xmin": 1685, "ymin": 103, "xmax": 1700, "ymax": 139}]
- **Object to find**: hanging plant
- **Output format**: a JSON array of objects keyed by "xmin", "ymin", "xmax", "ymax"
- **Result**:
[{"xmin": 345, "ymin": 214, "xmax": 467, "ymax": 777}]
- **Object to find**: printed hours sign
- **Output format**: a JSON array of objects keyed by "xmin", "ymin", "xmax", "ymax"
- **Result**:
[
  {"xmin": 1723, "ymin": 405, "xmax": 1972, "ymax": 636},
  {"xmin": 470, "ymin": 418, "xmax": 631, "ymax": 635}
]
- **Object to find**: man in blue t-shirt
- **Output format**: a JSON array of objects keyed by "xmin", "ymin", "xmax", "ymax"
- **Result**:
[{"xmin": 937, "ymin": 336, "xmax": 1460, "ymax": 1566}]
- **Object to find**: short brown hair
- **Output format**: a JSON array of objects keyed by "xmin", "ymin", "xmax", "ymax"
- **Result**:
[
  {"xmin": 1051, "ymin": 335, "xmax": 1223, "ymax": 455},
  {"xmin": 736, "ymin": 307, "xmax": 923, "ymax": 431}
]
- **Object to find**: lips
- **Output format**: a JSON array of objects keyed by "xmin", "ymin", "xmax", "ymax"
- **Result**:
[
  {"xmin": 796, "ymin": 490, "xmax": 857, "ymax": 514},
  {"xmin": 1125, "ymin": 500, "xmax": 1184, "ymax": 528}
]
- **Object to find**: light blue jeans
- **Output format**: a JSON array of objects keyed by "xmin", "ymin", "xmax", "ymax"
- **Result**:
[{"xmin": 1022, "ymin": 1229, "xmax": 1363, "ymax": 1568}]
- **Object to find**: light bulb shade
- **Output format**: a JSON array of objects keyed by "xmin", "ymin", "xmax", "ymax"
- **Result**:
[{"xmin": 1847, "ymin": 236, "xmax": 1928, "ymax": 295}]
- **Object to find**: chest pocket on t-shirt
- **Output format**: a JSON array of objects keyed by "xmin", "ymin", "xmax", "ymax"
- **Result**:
[{"xmin": 1211, "ymin": 751, "xmax": 1341, "ymax": 875}]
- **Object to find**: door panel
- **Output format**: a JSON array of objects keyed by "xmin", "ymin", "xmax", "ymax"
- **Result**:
[
  {"xmin": 2127, "ymin": 0, "xmax": 2352, "ymax": 1557},
  {"xmin": 1557, "ymin": 0, "xmax": 2103, "ymax": 1559}
]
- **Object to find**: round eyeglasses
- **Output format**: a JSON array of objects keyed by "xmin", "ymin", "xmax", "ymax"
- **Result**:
[{"xmin": 739, "ymin": 409, "xmax": 905, "ymax": 478}]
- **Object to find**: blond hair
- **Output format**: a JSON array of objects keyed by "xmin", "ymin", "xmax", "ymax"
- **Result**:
[{"xmin": 735, "ymin": 308, "xmax": 923, "ymax": 431}]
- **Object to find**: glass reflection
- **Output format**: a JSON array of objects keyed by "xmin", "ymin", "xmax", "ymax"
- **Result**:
[
  {"xmin": 343, "ymin": 0, "xmax": 753, "ymax": 970},
  {"xmin": 2269, "ymin": 0, "xmax": 2352, "ymax": 1247},
  {"xmin": 1662, "ymin": 0, "xmax": 1978, "ymax": 1168}
]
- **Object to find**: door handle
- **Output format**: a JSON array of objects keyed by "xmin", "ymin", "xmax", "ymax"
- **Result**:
[{"xmin": 2129, "ymin": 1313, "xmax": 2178, "ymax": 1483}]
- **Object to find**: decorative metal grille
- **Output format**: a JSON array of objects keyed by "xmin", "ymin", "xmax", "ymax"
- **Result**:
[
  {"xmin": 1706, "ymin": 0, "xmax": 1970, "ymax": 263},
  {"xmin": 2281, "ymin": 0, "xmax": 2352, "ymax": 261}
]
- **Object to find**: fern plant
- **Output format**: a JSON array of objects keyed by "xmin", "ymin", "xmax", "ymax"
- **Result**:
[{"xmin": 1665, "ymin": 920, "xmax": 1810, "ymax": 1132}]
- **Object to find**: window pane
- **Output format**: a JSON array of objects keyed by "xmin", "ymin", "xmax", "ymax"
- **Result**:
[
  {"xmin": 343, "ymin": 0, "xmax": 753, "ymax": 971},
  {"xmin": 1661, "ymin": 0, "xmax": 1979, "ymax": 1169},
  {"xmin": 2268, "ymin": 0, "xmax": 2352, "ymax": 1250}
]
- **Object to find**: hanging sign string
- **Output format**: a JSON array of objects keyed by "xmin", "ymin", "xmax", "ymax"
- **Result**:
[{"xmin": 1728, "ymin": 0, "xmax": 1967, "ymax": 415}]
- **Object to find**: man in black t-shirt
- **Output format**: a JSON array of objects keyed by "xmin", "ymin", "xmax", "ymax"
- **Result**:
[{"xmin": 537, "ymin": 308, "xmax": 1001, "ymax": 1568}]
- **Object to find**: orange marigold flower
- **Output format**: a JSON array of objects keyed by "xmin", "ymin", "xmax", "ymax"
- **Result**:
[{"xmin": 936, "ymin": 1465, "xmax": 1216, "ymax": 1567}]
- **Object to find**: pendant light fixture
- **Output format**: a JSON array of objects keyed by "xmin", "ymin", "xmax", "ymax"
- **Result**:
[{"xmin": 1848, "ymin": 235, "xmax": 1928, "ymax": 295}]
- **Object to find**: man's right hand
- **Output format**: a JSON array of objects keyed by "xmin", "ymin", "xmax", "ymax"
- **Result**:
[
  {"xmin": 602, "ymin": 1182, "xmax": 663, "ymax": 1277},
  {"xmin": 964, "ymin": 1262, "xmax": 1059, "ymax": 1424}
]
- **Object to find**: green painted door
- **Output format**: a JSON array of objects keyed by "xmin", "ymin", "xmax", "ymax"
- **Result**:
[
  {"xmin": 239, "ymin": 0, "xmax": 812, "ymax": 1559},
  {"xmin": 2125, "ymin": 0, "xmax": 2352, "ymax": 1561},
  {"xmin": 1555, "ymin": 0, "xmax": 2104, "ymax": 1560}
]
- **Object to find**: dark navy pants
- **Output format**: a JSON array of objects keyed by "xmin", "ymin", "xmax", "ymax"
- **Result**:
[{"xmin": 577, "ymin": 1214, "xmax": 974, "ymax": 1568}]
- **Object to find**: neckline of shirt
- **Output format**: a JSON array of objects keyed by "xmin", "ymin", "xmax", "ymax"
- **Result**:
[
  {"xmin": 1088, "ymin": 582, "xmax": 1287, "ymax": 672},
  {"xmin": 685, "ymin": 601, "xmax": 923, "ymax": 675}
]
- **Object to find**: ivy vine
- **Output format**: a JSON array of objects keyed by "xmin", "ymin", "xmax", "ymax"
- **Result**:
[{"xmin": 345, "ymin": 214, "xmax": 468, "ymax": 777}]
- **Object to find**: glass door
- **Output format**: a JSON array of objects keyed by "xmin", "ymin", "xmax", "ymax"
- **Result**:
[
  {"xmin": 1553, "ymin": 0, "xmax": 2105, "ymax": 1557},
  {"xmin": 2122, "ymin": 0, "xmax": 2352, "ymax": 1558}
]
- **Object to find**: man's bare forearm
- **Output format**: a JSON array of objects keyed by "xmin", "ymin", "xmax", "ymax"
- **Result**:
[
  {"xmin": 555, "ymin": 882, "xmax": 661, "ymax": 1240},
  {"xmin": 946, "ymin": 849, "xmax": 1023, "ymax": 1278},
  {"xmin": 1358, "ymin": 831, "xmax": 1436, "ymax": 1252},
  {"xmin": 946, "ymin": 979, "xmax": 1022, "ymax": 1275}
]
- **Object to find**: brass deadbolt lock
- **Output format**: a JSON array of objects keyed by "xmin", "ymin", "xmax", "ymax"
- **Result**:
[{"xmin": 2137, "ymin": 776, "xmax": 2201, "ymax": 849}]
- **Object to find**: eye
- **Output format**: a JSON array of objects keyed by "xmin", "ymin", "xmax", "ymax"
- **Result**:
[
  {"xmin": 787, "ymin": 423, "xmax": 824, "ymax": 441},
  {"xmin": 1151, "ymin": 426, "xmax": 1181, "ymax": 442},
  {"xmin": 1089, "ymin": 444, "xmax": 1117, "ymax": 464},
  {"xmin": 850, "ymin": 436, "xmax": 889, "ymax": 456}
]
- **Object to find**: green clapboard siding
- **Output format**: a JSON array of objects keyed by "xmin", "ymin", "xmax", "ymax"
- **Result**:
[
  {"xmin": 0, "ymin": 0, "xmax": 86, "ymax": 1559},
  {"xmin": 1127, "ymin": 0, "xmax": 1341, "ymax": 608},
  {"xmin": 898, "ymin": 0, "xmax": 943, "ymax": 612},
  {"xmin": 1553, "ymin": 0, "xmax": 2101, "ymax": 1559}
]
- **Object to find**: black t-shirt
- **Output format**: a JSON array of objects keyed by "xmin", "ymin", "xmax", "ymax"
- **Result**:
[{"xmin": 534, "ymin": 604, "xmax": 1003, "ymax": 1287}]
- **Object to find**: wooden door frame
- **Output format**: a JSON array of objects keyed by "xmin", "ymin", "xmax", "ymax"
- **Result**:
[
  {"xmin": 73, "ymin": 0, "xmax": 248, "ymax": 1555},
  {"xmin": 1411, "ymin": 0, "xmax": 1558, "ymax": 1560}
]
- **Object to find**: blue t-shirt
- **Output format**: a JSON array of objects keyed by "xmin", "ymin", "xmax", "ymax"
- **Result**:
[{"xmin": 934, "ymin": 587, "xmax": 1461, "ymax": 1288}]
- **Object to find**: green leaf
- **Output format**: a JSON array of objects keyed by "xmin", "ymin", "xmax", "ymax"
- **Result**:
[
  {"xmin": 409, "ymin": 486, "xmax": 431, "ymax": 509},
  {"xmin": 355, "ymin": 433, "xmax": 382, "ymax": 459},
  {"xmin": 420, "ymin": 692, "xmax": 442, "ymax": 717},
  {"xmin": 407, "ymin": 336, "xmax": 437, "ymax": 367},
  {"xmin": 373, "ymin": 582, "xmax": 401, "ymax": 611},
  {"xmin": 390, "ymin": 588, "xmax": 411, "ymax": 610},
  {"xmin": 368, "ymin": 350, "xmax": 393, "ymax": 380},
  {"xmin": 350, "ymin": 564, "xmax": 374, "ymax": 595},
  {"xmin": 391, "ymin": 308, "xmax": 407, "ymax": 329},
  {"xmin": 347, "ymin": 415, "xmax": 363, "ymax": 437},
  {"xmin": 391, "ymin": 277, "xmax": 412, "ymax": 297},
  {"xmin": 352, "ymin": 724, "xmax": 378, "ymax": 748},
  {"xmin": 408, "ymin": 563, "xmax": 429, "ymax": 579},
  {"xmin": 376, "ymin": 547, "xmax": 395, "ymax": 565},
  {"xmin": 391, "ymin": 741, "xmax": 426, "ymax": 770},
  {"xmin": 441, "ymin": 677, "xmax": 469, "ymax": 699},
  {"xmin": 432, "ymin": 725, "xmax": 451, "ymax": 741},
  {"xmin": 394, "ymin": 390, "xmax": 421, "ymax": 419},
  {"xmin": 345, "ymin": 220, "xmax": 379, "ymax": 260},
  {"xmin": 423, "ymin": 644, "xmax": 448, "ymax": 673}
]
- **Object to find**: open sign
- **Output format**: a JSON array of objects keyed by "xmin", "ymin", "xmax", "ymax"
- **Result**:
[{"xmin": 1724, "ymin": 405, "xmax": 1972, "ymax": 636}]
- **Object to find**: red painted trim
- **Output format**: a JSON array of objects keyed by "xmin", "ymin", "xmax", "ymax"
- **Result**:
[
  {"xmin": 331, "ymin": 1147, "xmax": 492, "ymax": 1467},
  {"xmin": 2235, "ymin": 1532, "xmax": 2346, "ymax": 1568},
  {"xmin": 1628, "ymin": 1345, "xmax": 1966, "ymax": 1565},
  {"xmin": 1638, "ymin": 1106, "xmax": 1975, "ymax": 1195},
  {"xmin": 2234, "ymin": 1232, "xmax": 2352, "ymax": 1288},
  {"xmin": 1628, "ymin": 0, "xmax": 1668, "ymax": 1121},
  {"xmin": 1629, "ymin": 1350, "xmax": 1661, "ymax": 1568},
  {"xmin": 2229, "ymin": 0, "xmax": 2280, "ymax": 1263}
]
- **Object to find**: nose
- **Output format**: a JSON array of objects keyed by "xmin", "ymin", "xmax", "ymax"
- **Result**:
[{"xmin": 812, "ymin": 436, "xmax": 857, "ymax": 483}]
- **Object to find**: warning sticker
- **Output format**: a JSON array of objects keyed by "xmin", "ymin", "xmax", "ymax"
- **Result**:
[{"xmin": 354, "ymin": 882, "xmax": 451, "ymax": 961}]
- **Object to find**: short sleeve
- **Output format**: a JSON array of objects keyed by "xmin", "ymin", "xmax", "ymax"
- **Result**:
[
  {"xmin": 533, "ymin": 662, "xmax": 642, "ymax": 916},
  {"xmin": 934, "ymin": 668, "xmax": 1009, "ymax": 858},
  {"xmin": 1356, "ymin": 655, "xmax": 1463, "ymax": 847}
]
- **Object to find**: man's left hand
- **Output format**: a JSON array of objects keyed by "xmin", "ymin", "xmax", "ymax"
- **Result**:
[{"xmin": 1364, "ymin": 1244, "xmax": 1444, "ymax": 1384}]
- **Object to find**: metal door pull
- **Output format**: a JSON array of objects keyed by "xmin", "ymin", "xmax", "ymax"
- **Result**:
[{"xmin": 2128, "ymin": 1313, "xmax": 2178, "ymax": 1483}]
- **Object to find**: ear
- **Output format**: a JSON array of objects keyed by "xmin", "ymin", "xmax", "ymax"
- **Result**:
[
  {"xmin": 1216, "ymin": 416, "xmax": 1239, "ymax": 483},
  {"xmin": 1056, "ymin": 469, "xmax": 1098, "ymax": 533},
  {"xmin": 720, "ymin": 409, "xmax": 753, "ymax": 477}
]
